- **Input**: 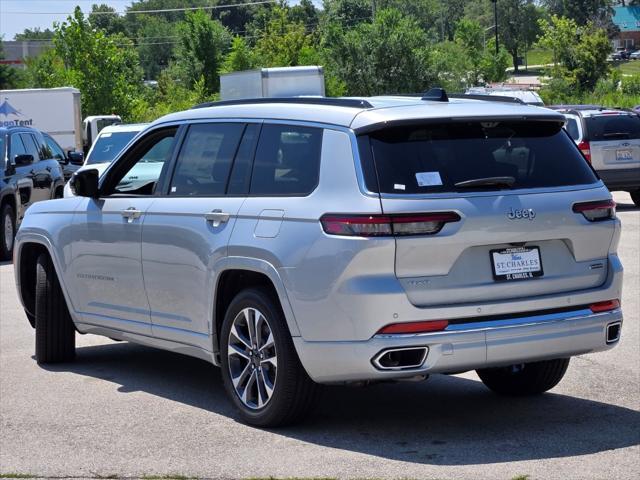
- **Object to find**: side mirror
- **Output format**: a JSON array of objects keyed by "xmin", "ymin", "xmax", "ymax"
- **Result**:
[
  {"xmin": 14, "ymin": 154, "xmax": 34, "ymax": 166},
  {"xmin": 70, "ymin": 169, "xmax": 100, "ymax": 198},
  {"xmin": 67, "ymin": 151, "xmax": 84, "ymax": 165}
]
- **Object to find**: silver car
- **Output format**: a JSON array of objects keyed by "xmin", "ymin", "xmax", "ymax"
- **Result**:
[
  {"xmin": 14, "ymin": 94, "xmax": 624, "ymax": 427},
  {"xmin": 557, "ymin": 106, "xmax": 640, "ymax": 206}
]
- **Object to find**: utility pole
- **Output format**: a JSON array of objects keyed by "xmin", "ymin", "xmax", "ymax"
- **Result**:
[{"xmin": 491, "ymin": 0, "xmax": 499, "ymax": 55}]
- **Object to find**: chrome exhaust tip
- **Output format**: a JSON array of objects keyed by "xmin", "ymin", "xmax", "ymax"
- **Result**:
[
  {"xmin": 372, "ymin": 347, "xmax": 428, "ymax": 371},
  {"xmin": 606, "ymin": 321, "xmax": 621, "ymax": 344}
]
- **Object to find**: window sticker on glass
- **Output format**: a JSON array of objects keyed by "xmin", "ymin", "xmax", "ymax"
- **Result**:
[
  {"xmin": 394, "ymin": 183, "xmax": 406, "ymax": 191},
  {"xmin": 101, "ymin": 132, "xmax": 112, "ymax": 138},
  {"xmin": 416, "ymin": 171, "xmax": 443, "ymax": 187}
]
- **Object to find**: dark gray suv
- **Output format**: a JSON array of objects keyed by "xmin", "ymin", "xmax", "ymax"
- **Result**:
[{"xmin": 0, "ymin": 126, "xmax": 65, "ymax": 260}]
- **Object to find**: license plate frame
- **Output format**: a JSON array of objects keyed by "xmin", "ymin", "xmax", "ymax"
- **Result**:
[
  {"xmin": 616, "ymin": 149, "xmax": 634, "ymax": 161},
  {"xmin": 490, "ymin": 246, "xmax": 544, "ymax": 282}
]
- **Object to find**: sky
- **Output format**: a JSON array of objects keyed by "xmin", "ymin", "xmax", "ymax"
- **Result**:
[{"xmin": 0, "ymin": 0, "xmax": 321, "ymax": 41}]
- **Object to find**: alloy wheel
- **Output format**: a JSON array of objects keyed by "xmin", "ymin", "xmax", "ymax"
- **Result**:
[
  {"xmin": 4, "ymin": 213, "xmax": 13, "ymax": 253},
  {"xmin": 227, "ymin": 307, "xmax": 277, "ymax": 409}
]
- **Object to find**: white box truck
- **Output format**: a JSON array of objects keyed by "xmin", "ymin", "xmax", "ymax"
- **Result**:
[
  {"xmin": 0, "ymin": 87, "xmax": 120, "ymax": 153},
  {"xmin": 220, "ymin": 66, "xmax": 325, "ymax": 100}
]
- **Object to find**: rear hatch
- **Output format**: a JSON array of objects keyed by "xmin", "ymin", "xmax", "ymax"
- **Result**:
[
  {"xmin": 586, "ymin": 113, "xmax": 640, "ymax": 171},
  {"xmin": 358, "ymin": 119, "xmax": 616, "ymax": 307}
]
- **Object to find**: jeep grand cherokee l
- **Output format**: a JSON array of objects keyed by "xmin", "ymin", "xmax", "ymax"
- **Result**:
[{"xmin": 14, "ymin": 93, "xmax": 623, "ymax": 427}]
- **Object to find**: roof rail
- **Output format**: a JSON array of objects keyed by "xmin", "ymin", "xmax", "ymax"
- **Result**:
[
  {"xmin": 449, "ymin": 93, "xmax": 526, "ymax": 104},
  {"xmin": 191, "ymin": 97, "xmax": 374, "ymax": 110}
]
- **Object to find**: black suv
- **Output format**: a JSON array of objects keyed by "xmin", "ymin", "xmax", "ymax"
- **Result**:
[{"xmin": 0, "ymin": 126, "xmax": 65, "ymax": 260}]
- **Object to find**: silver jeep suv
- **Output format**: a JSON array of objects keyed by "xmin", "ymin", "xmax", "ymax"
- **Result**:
[{"xmin": 14, "ymin": 93, "xmax": 624, "ymax": 427}]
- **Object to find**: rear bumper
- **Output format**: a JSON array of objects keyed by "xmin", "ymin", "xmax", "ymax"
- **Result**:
[
  {"xmin": 598, "ymin": 168, "xmax": 640, "ymax": 191},
  {"xmin": 294, "ymin": 308, "xmax": 623, "ymax": 383}
]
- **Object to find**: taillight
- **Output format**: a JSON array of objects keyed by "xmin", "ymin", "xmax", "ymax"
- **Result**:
[
  {"xmin": 589, "ymin": 299, "xmax": 620, "ymax": 313},
  {"xmin": 377, "ymin": 320, "xmax": 449, "ymax": 335},
  {"xmin": 572, "ymin": 199, "xmax": 616, "ymax": 221},
  {"xmin": 578, "ymin": 140, "xmax": 591, "ymax": 162},
  {"xmin": 320, "ymin": 212, "xmax": 461, "ymax": 237}
]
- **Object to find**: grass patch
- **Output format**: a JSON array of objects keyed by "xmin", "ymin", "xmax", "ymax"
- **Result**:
[
  {"xmin": 526, "ymin": 48, "xmax": 553, "ymax": 66},
  {"xmin": 617, "ymin": 60, "xmax": 640, "ymax": 75},
  {"xmin": 511, "ymin": 475, "xmax": 531, "ymax": 480},
  {"xmin": 0, "ymin": 475, "xmax": 33, "ymax": 479}
]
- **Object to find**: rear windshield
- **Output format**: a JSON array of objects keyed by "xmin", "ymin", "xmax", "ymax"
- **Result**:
[
  {"xmin": 359, "ymin": 121, "xmax": 598, "ymax": 194},
  {"xmin": 585, "ymin": 114, "xmax": 640, "ymax": 141},
  {"xmin": 86, "ymin": 131, "xmax": 138, "ymax": 165}
]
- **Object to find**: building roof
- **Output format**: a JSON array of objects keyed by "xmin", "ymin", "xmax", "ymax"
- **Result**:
[{"xmin": 613, "ymin": 6, "xmax": 640, "ymax": 33}]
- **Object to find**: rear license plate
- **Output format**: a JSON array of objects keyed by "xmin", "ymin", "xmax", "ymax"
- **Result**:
[
  {"xmin": 616, "ymin": 149, "xmax": 634, "ymax": 161},
  {"xmin": 490, "ymin": 246, "xmax": 543, "ymax": 282}
]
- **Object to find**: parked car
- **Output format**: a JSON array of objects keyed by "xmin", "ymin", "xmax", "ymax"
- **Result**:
[
  {"xmin": 465, "ymin": 87, "xmax": 544, "ymax": 106},
  {"xmin": 42, "ymin": 133, "xmax": 84, "ymax": 182},
  {"xmin": 551, "ymin": 106, "xmax": 640, "ymax": 205},
  {"xmin": 14, "ymin": 94, "xmax": 623, "ymax": 427},
  {"xmin": 0, "ymin": 126, "xmax": 65, "ymax": 260},
  {"xmin": 64, "ymin": 123, "xmax": 149, "ymax": 197},
  {"xmin": 629, "ymin": 50, "xmax": 640, "ymax": 60}
]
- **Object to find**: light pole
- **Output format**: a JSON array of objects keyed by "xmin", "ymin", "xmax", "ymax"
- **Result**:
[{"xmin": 491, "ymin": 0, "xmax": 499, "ymax": 55}]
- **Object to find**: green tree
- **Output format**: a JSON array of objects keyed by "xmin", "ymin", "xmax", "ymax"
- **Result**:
[
  {"xmin": 174, "ymin": 9, "xmax": 231, "ymax": 94},
  {"xmin": 322, "ymin": 8, "xmax": 436, "ymax": 95},
  {"xmin": 89, "ymin": 4, "xmax": 127, "ymax": 36},
  {"xmin": 0, "ymin": 42, "xmax": 22, "ymax": 89},
  {"xmin": 455, "ymin": 18, "xmax": 484, "ymax": 84},
  {"xmin": 14, "ymin": 28, "xmax": 55, "ymax": 41},
  {"xmin": 136, "ymin": 16, "xmax": 177, "ymax": 80},
  {"xmin": 537, "ymin": 15, "xmax": 611, "ymax": 91},
  {"xmin": 542, "ymin": 0, "xmax": 614, "ymax": 27},
  {"xmin": 26, "ymin": 7, "xmax": 144, "ymax": 119},
  {"xmin": 254, "ymin": 7, "xmax": 315, "ymax": 66},
  {"xmin": 222, "ymin": 36, "xmax": 256, "ymax": 72},
  {"xmin": 291, "ymin": 0, "xmax": 319, "ymax": 32},
  {"xmin": 322, "ymin": 0, "xmax": 373, "ymax": 28}
]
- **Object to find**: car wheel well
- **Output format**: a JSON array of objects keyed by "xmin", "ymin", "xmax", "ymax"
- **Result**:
[
  {"xmin": 215, "ymin": 269, "xmax": 280, "ymax": 352},
  {"xmin": 19, "ymin": 242, "xmax": 51, "ymax": 326}
]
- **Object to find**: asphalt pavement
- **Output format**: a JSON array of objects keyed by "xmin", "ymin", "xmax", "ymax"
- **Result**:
[{"xmin": 1, "ymin": 192, "xmax": 638, "ymax": 480}]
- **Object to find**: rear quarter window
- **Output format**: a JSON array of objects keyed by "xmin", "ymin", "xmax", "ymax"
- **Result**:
[
  {"xmin": 361, "ymin": 121, "xmax": 598, "ymax": 194},
  {"xmin": 249, "ymin": 124, "xmax": 323, "ymax": 196}
]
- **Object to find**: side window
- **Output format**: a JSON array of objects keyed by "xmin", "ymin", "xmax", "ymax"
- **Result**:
[
  {"xmin": 20, "ymin": 134, "xmax": 41, "ymax": 162},
  {"xmin": 250, "ymin": 124, "xmax": 323, "ymax": 196},
  {"xmin": 9, "ymin": 134, "xmax": 27, "ymax": 160},
  {"xmin": 170, "ymin": 123, "xmax": 244, "ymax": 197},
  {"xmin": 565, "ymin": 118, "xmax": 580, "ymax": 141},
  {"xmin": 106, "ymin": 128, "xmax": 177, "ymax": 196},
  {"xmin": 45, "ymin": 136, "xmax": 66, "ymax": 161}
]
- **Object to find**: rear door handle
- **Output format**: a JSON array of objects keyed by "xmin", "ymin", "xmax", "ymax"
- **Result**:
[
  {"xmin": 205, "ymin": 209, "xmax": 230, "ymax": 227},
  {"xmin": 121, "ymin": 207, "xmax": 142, "ymax": 223}
]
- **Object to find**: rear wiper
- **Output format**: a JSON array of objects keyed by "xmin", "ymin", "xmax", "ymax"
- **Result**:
[
  {"xmin": 454, "ymin": 176, "xmax": 516, "ymax": 189},
  {"xmin": 602, "ymin": 132, "xmax": 630, "ymax": 139}
]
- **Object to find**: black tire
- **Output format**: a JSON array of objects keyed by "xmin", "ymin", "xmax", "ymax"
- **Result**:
[
  {"xmin": 0, "ymin": 203, "xmax": 15, "ymax": 261},
  {"xmin": 220, "ymin": 288, "xmax": 318, "ymax": 427},
  {"xmin": 35, "ymin": 253, "xmax": 75, "ymax": 363},
  {"xmin": 631, "ymin": 189, "xmax": 640, "ymax": 207},
  {"xmin": 476, "ymin": 358, "xmax": 570, "ymax": 396}
]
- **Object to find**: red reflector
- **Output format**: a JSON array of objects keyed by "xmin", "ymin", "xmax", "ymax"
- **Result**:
[
  {"xmin": 378, "ymin": 320, "xmax": 449, "ymax": 334},
  {"xmin": 589, "ymin": 299, "xmax": 620, "ymax": 313}
]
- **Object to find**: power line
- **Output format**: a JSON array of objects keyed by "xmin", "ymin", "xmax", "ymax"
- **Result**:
[{"xmin": 2, "ymin": 0, "xmax": 277, "ymax": 16}]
